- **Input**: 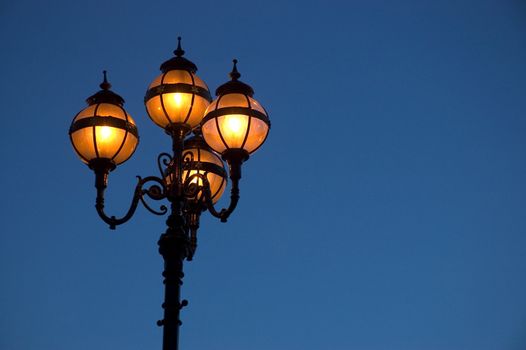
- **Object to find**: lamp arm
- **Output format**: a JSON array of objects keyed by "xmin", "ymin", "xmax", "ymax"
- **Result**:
[
  {"xmin": 183, "ymin": 161, "xmax": 241, "ymax": 223},
  {"xmin": 94, "ymin": 169, "xmax": 168, "ymax": 230},
  {"xmin": 203, "ymin": 177, "xmax": 240, "ymax": 223}
]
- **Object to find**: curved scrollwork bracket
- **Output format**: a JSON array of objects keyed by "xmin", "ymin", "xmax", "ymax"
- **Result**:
[
  {"xmin": 95, "ymin": 171, "xmax": 168, "ymax": 230},
  {"xmin": 157, "ymin": 153, "xmax": 173, "ymax": 177},
  {"xmin": 182, "ymin": 172, "xmax": 240, "ymax": 223}
]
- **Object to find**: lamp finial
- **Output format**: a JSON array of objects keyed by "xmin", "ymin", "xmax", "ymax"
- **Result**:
[
  {"xmin": 100, "ymin": 70, "xmax": 111, "ymax": 90},
  {"xmin": 229, "ymin": 59, "xmax": 241, "ymax": 81},
  {"xmin": 174, "ymin": 36, "xmax": 185, "ymax": 57}
]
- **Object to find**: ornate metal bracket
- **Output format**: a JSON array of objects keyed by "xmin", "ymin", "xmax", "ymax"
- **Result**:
[
  {"xmin": 94, "ymin": 166, "xmax": 168, "ymax": 230},
  {"xmin": 91, "ymin": 143, "xmax": 245, "ymax": 233}
]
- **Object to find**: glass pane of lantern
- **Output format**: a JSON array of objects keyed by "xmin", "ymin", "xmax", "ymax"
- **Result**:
[
  {"xmin": 94, "ymin": 126, "xmax": 126, "ymax": 159},
  {"xmin": 162, "ymin": 92, "xmax": 192, "ymax": 123},
  {"xmin": 163, "ymin": 70, "xmax": 193, "ymax": 84},
  {"xmin": 248, "ymin": 97, "xmax": 267, "ymax": 115},
  {"xmin": 218, "ymin": 93, "xmax": 249, "ymax": 108},
  {"xmin": 202, "ymin": 119, "xmax": 227, "ymax": 153},
  {"xmin": 193, "ymin": 75, "xmax": 209, "ymax": 89},
  {"xmin": 96, "ymin": 103, "xmax": 127, "ymax": 120},
  {"xmin": 146, "ymin": 95, "xmax": 169, "ymax": 127},
  {"xmin": 243, "ymin": 118, "xmax": 269, "ymax": 153},
  {"xmin": 149, "ymin": 73, "xmax": 163, "ymax": 88},
  {"xmin": 75, "ymin": 105, "xmax": 97, "ymax": 120},
  {"xmin": 217, "ymin": 114, "xmax": 249, "ymax": 149},
  {"xmin": 197, "ymin": 149, "xmax": 222, "ymax": 165},
  {"xmin": 207, "ymin": 171, "xmax": 225, "ymax": 203},
  {"xmin": 212, "ymin": 176, "xmax": 226, "ymax": 202},
  {"xmin": 71, "ymin": 128, "xmax": 96, "ymax": 162},
  {"xmin": 112, "ymin": 133, "xmax": 139, "ymax": 164},
  {"xmin": 206, "ymin": 99, "xmax": 219, "ymax": 113},
  {"xmin": 185, "ymin": 95, "xmax": 210, "ymax": 127}
]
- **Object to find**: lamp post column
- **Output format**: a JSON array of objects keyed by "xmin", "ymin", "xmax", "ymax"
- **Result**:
[
  {"xmin": 158, "ymin": 208, "xmax": 189, "ymax": 350},
  {"xmin": 68, "ymin": 51, "xmax": 271, "ymax": 350}
]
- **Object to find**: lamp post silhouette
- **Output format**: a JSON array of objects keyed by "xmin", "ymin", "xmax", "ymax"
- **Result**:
[{"xmin": 68, "ymin": 37, "xmax": 270, "ymax": 350}]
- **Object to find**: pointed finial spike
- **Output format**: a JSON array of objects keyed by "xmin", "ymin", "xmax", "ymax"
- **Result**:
[
  {"xmin": 100, "ymin": 70, "xmax": 111, "ymax": 90},
  {"xmin": 230, "ymin": 59, "xmax": 241, "ymax": 81},
  {"xmin": 174, "ymin": 36, "xmax": 185, "ymax": 57}
]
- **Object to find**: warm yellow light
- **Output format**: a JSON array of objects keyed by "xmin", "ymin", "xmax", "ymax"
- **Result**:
[
  {"xmin": 225, "ymin": 115, "xmax": 243, "ymax": 133},
  {"xmin": 201, "ymin": 92, "xmax": 270, "ymax": 155},
  {"xmin": 92, "ymin": 125, "xmax": 123, "ymax": 158},
  {"xmin": 145, "ymin": 70, "xmax": 211, "ymax": 129},
  {"xmin": 220, "ymin": 114, "xmax": 248, "ymax": 147},
  {"xmin": 188, "ymin": 170, "xmax": 204, "ymax": 186},
  {"xmin": 98, "ymin": 126, "xmax": 114, "ymax": 141},
  {"xmin": 163, "ymin": 92, "xmax": 192, "ymax": 121},
  {"xmin": 173, "ymin": 93, "xmax": 183, "ymax": 107},
  {"xmin": 170, "ymin": 142, "xmax": 227, "ymax": 204}
]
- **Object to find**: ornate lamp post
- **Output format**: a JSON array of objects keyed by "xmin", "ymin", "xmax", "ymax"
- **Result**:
[{"xmin": 68, "ymin": 38, "xmax": 270, "ymax": 350}]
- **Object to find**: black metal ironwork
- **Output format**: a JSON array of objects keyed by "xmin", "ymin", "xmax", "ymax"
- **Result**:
[
  {"xmin": 89, "ymin": 128, "xmax": 238, "ymax": 230},
  {"xmin": 87, "ymin": 124, "xmax": 246, "ymax": 350},
  {"xmin": 69, "ymin": 116, "xmax": 139, "ymax": 137},
  {"xmin": 74, "ymin": 41, "xmax": 270, "ymax": 350},
  {"xmin": 144, "ymin": 84, "xmax": 211, "ymax": 103},
  {"xmin": 201, "ymin": 106, "xmax": 269, "ymax": 125}
]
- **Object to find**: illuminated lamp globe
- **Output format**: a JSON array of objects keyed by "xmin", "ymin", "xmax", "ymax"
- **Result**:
[
  {"xmin": 165, "ymin": 132, "xmax": 227, "ymax": 204},
  {"xmin": 145, "ymin": 37, "xmax": 212, "ymax": 132},
  {"xmin": 69, "ymin": 71, "xmax": 139, "ymax": 171},
  {"xmin": 201, "ymin": 59, "xmax": 270, "ymax": 162}
]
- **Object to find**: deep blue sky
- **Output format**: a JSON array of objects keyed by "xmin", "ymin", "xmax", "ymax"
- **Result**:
[{"xmin": 1, "ymin": 1, "xmax": 526, "ymax": 349}]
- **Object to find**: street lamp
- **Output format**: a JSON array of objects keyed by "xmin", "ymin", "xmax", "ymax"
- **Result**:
[{"xmin": 68, "ymin": 37, "xmax": 270, "ymax": 350}]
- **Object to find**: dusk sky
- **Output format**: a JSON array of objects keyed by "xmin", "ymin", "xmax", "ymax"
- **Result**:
[{"xmin": 1, "ymin": 1, "xmax": 526, "ymax": 349}]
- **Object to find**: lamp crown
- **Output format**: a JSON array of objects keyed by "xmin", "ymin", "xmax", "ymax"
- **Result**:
[
  {"xmin": 215, "ymin": 59, "xmax": 254, "ymax": 97},
  {"xmin": 86, "ymin": 70, "xmax": 125, "ymax": 106},
  {"xmin": 160, "ymin": 36, "xmax": 198, "ymax": 73}
]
